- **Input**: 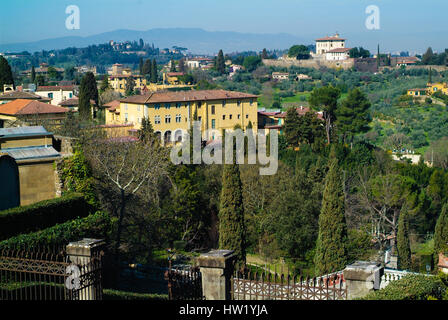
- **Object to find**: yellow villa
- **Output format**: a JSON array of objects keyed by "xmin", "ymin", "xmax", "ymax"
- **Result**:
[
  {"xmin": 427, "ymin": 82, "xmax": 448, "ymax": 95},
  {"xmin": 105, "ymin": 89, "xmax": 258, "ymax": 144}
]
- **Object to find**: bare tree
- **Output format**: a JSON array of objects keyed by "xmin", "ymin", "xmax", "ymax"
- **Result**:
[{"xmin": 82, "ymin": 129, "xmax": 169, "ymax": 258}]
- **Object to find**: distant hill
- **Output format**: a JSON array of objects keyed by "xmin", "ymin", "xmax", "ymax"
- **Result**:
[{"xmin": 0, "ymin": 28, "xmax": 308, "ymax": 55}]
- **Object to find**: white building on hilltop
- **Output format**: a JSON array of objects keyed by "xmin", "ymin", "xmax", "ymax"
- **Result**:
[{"xmin": 315, "ymin": 33, "xmax": 347, "ymax": 55}]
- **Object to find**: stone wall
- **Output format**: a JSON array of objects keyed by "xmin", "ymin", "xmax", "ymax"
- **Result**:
[
  {"xmin": 17, "ymin": 159, "xmax": 58, "ymax": 206},
  {"xmin": 263, "ymin": 58, "xmax": 355, "ymax": 70}
]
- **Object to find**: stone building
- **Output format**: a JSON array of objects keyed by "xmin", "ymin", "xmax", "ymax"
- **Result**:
[{"xmin": 0, "ymin": 126, "xmax": 61, "ymax": 206}]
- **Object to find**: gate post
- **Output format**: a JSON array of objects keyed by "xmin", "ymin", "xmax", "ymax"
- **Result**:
[
  {"xmin": 343, "ymin": 261, "xmax": 384, "ymax": 299},
  {"xmin": 197, "ymin": 250, "xmax": 236, "ymax": 300},
  {"xmin": 66, "ymin": 238, "xmax": 105, "ymax": 300}
]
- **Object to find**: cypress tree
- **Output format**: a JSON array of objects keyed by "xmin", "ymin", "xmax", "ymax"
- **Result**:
[
  {"xmin": 314, "ymin": 147, "xmax": 348, "ymax": 275},
  {"xmin": 142, "ymin": 59, "xmax": 152, "ymax": 77},
  {"xmin": 78, "ymin": 72, "xmax": 98, "ymax": 120},
  {"xmin": 216, "ymin": 50, "xmax": 226, "ymax": 74},
  {"xmin": 0, "ymin": 56, "xmax": 14, "ymax": 92},
  {"xmin": 261, "ymin": 48, "xmax": 268, "ymax": 59},
  {"xmin": 170, "ymin": 59, "xmax": 176, "ymax": 72},
  {"xmin": 397, "ymin": 210, "xmax": 412, "ymax": 270},
  {"xmin": 31, "ymin": 66, "xmax": 36, "ymax": 83},
  {"xmin": 284, "ymin": 107, "xmax": 301, "ymax": 147},
  {"xmin": 151, "ymin": 59, "xmax": 158, "ymax": 83},
  {"xmin": 139, "ymin": 58, "xmax": 144, "ymax": 75},
  {"xmin": 434, "ymin": 202, "xmax": 448, "ymax": 264},
  {"xmin": 219, "ymin": 162, "xmax": 246, "ymax": 268}
]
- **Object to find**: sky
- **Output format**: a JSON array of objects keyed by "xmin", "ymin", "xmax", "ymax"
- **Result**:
[{"xmin": 1, "ymin": 0, "xmax": 447, "ymax": 54}]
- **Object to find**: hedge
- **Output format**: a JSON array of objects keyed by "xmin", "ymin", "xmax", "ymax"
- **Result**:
[
  {"xmin": 0, "ymin": 211, "xmax": 116, "ymax": 251},
  {"xmin": 102, "ymin": 289, "xmax": 169, "ymax": 301},
  {"xmin": 361, "ymin": 274, "xmax": 447, "ymax": 300},
  {"xmin": 0, "ymin": 193, "xmax": 92, "ymax": 241}
]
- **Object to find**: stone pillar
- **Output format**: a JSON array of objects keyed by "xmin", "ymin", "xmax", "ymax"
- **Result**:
[
  {"xmin": 197, "ymin": 250, "xmax": 236, "ymax": 300},
  {"xmin": 66, "ymin": 238, "xmax": 105, "ymax": 300},
  {"xmin": 343, "ymin": 261, "xmax": 384, "ymax": 300}
]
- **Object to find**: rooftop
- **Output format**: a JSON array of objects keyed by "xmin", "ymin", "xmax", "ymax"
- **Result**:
[
  {"xmin": 0, "ymin": 126, "xmax": 51, "ymax": 138},
  {"xmin": 0, "ymin": 91, "xmax": 50, "ymax": 101},
  {"xmin": 0, "ymin": 99, "xmax": 69, "ymax": 116},
  {"xmin": 119, "ymin": 89, "xmax": 258, "ymax": 104},
  {"xmin": 36, "ymin": 85, "xmax": 75, "ymax": 92}
]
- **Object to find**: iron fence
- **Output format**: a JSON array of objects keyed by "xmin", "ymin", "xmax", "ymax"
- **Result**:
[
  {"xmin": 165, "ymin": 266, "xmax": 203, "ymax": 300},
  {"xmin": 0, "ymin": 249, "xmax": 103, "ymax": 300},
  {"xmin": 232, "ymin": 270, "xmax": 347, "ymax": 300}
]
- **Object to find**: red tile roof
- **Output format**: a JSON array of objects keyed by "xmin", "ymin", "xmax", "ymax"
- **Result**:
[
  {"xmin": 36, "ymin": 85, "xmax": 75, "ymax": 92},
  {"xmin": 103, "ymin": 100, "xmax": 121, "ymax": 111},
  {"xmin": 0, "ymin": 99, "xmax": 69, "ymax": 115},
  {"xmin": 120, "ymin": 90, "xmax": 258, "ymax": 104},
  {"xmin": 316, "ymin": 36, "xmax": 346, "ymax": 41},
  {"xmin": 58, "ymin": 97, "xmax": 96, "ymax": 106},
  {"xmin": 326, "ymin": 48, "xmax": 351, "ymax": 53}
]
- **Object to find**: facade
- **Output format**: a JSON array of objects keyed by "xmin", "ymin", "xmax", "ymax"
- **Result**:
[
  {"xmin": 428, "ymin": 82, "xmax": 448, "ymax": 95},
  {"xmin": 164, "ymin": 72, "xmax": 186, "ymax": 85},
  {"xmin": 325, "ymin": 48, "xmax": 351, "ymax": 61},
  {"xmin": 0, "ymin": 126, "xmax": 61, "ymax": 206},
  {"xmin": 105, "ymin": 89, "xmax": 258, "ymax": 144},
  {"xmin": 272, "ymin": 72, "xmax": 289, "ymax": 81},
  {"xmin": 407, "ymin": 88, "xmax": 427, "ymax": 97},
  {"xmin": 0, "ymin": 99, "xmax": 68, "ymax": 128},
  {"xmin": 108, "ymin": 64, "xmax": 147, "ymax": 95},
  {"xmin": 35, "ymin": 85, "xmax": 75, "ymax": 105},
  {"xmin": 315, "ymin": 34, "xmax": 346, "ymax": 55}
]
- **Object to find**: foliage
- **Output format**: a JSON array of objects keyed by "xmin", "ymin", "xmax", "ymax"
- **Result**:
[
  {"xmin": 215, "ymin": 50, "xmax": 226, "ymax": 74},
  {"xmin": 288, "ymin": 45, "xmax": 310, "ymax": 60},
  {"xmin": 78, "ymin": 72, "xmax": 98, "ymax": 120},
  {"xmin": 0, "ymin": 211, "xmax": 116, "ymax": 251},
  {"xmin": 361, "ymin": 274, "xmax": 446, "ymax": 300},
  {"xmin": 219, "ymin": 163, "xmax": 246, "ymax": 267},
  {"xmin": 336, "ymin": 88, "xmax": 371, "ymax": 141},
  {"xmin": 0, "ymin": 193, "xmax": 91, "ymax": 241},
  {"xmin": 102, "ymin": 289, "xmax": 168, "ymax": 300},
  {"xmin": 397, "ymin": 210, "xmax": 412, "ymax": 270},
  {"xmin": 0, "ymin": 56, "xmax": 14, "ymax": 91},
  {"xmin": 434, "ymin": 202, "xmax": 448, "ymax": 261},
  {"xmin": 242, "ymin": 56, "xmax": 262, "ymax": 72},
  {"xmin": 59, "ymin": 148, "xmax": 98, "ymax": 207},
  {"xmin": 314, "ymin": 148, "xmax": 349, "ymax": 275}
]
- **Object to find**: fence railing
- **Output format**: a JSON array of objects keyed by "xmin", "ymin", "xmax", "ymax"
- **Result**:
[
  {"xmin": 165, "ymin": 266, "xmax": 203, "ymax": 300},
  {"xmin": 231, "ymin": 270, "xmax": 346, "ymax": 300},
  {"xmin": 0, "ymin": 249, "xmax": 103, "ymax": 300},
  {"xmin": 379, "ymin": 269, "xmax": 427, "ymax": 289}
]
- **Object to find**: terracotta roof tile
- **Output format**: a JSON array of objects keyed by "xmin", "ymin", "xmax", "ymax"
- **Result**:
[
  {"xmin": 36, "ymin": 85, "xmax": 75, "ymax": 92},
  {"xmin": 0, "ymin": 99, "xmax": 69, "ymax": 115},
  {"xmin": 120, "ymin": 90, "xmax": 258, "ymax": 104}
]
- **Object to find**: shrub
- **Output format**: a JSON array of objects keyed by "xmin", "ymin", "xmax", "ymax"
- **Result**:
[
  {"xmin": 0, "ymin": 193, "xmax": 91, "ymax": 241},
  {"xmin": 361, "ymin": 274, "xmax": 446, "ymax": 300},
  {"xmin": 102, "ymin": 289, "xmax": 168, "ymax": 300},
  {"xmin": 0, "ymin": 211, "xmax": 116, "ymax": 251}
]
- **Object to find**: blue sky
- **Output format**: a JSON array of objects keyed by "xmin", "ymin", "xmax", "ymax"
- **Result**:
[{"xmin": 1, "ymin": 0, "xmax": 447, "ymax": 53}]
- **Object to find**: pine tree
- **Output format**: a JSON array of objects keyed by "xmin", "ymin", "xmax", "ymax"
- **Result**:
[
  {"xmin": 138, "ymin": 117, "xmax": 155, "ymax": 143},
  {"xmin": 78, "ymin": 72, "xmax": 98, "ymax": 120},
  {"xmin": 31, "ymin": 66, "xmax": 36, "ymax": 83},
  {"xmin": 336, "ymin": 88, "xmax": 371, "ymax": 143},
  {"xmin": 434, "ymin": 202, "xmax": 448, "ymax": 264},
  {"xmin": 397, "ymin": 210, "xmax": 412, "ymax": 270},
  {"xmin": 0, "ymin": 56, "xmax": 14, "ymax": 92},
  {"xmin": 314, "ymin": 147, "xmax": 348, "ymax": 275},
  {"xmin": 219, "ymin": 161, "xmax": 246, "ymax": 268},
  {"xmin": 150, "ymin": 59, "xmax": 158, "ymax": 83},
  {"xmin": 216, "ymin": 50, "xmax": 226, "ymax": 74}
]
